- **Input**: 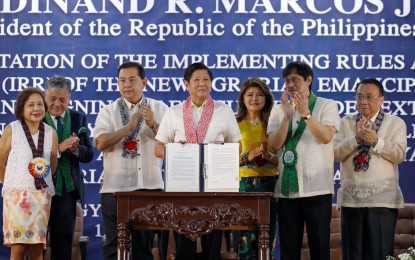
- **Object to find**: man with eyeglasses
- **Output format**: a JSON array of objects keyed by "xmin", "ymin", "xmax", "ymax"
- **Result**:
[
  {"xmin": 268, "ymin": 61, "xmax": 341, "ymax": 260},
  {"xmin": 94, "ymin": 61, "xmax": 169, "ymax": 260},
  {"xmin": 334, "ymin": 78, "xmax": 407, "ymax": 260}
]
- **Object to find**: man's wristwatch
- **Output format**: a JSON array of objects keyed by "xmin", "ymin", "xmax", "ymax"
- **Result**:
[
  {"xmin": 151, "ymin": 121, "xmax": 159, "ymax": 131},
  {"xmin": 302, "ymin": 112, "xmax": 312, "ymax": 120}
]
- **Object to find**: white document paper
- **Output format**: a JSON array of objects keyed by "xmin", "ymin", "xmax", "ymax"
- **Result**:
[
  {"xmin": 165, "ymin": 143, "xmax": 200, "ymax": 192},
  {"xmin": 204, "ymin": 143, "xmax": 240, "ymax": 192},
  {"xmin": 164, "ymin": 143, "xmax": 240, "ymax": 192}
]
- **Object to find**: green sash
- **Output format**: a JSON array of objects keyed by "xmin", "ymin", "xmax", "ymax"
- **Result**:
[
  {"xmin": 45, "ymin": 110, "xmax": 75, "ymax": 195},
  {"xmin": 281, "ymin": 92, "xmax": 317, "ymax": 196}
]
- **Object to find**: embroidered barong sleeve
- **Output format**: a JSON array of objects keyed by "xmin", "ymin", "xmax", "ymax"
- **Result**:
[
  {"xmin": 373, "ymin": 117, "xmax": 407, "ymax": 165},
  {"xmin": 267, "ymin": 105, "xmax": 288, "ymax": 151},
  {"xmin": 222, "ymin": 106, "xmax": 242, "ymax": 143},
  {"xmin": 155, "ymin": 108, "xmax": 175, "ymax": 144},
  {"xmin": 319, "ymin": 100, "xmax": 341, "ymax": 130},
  {"xmin": 308, "ymin": 99, "xmax": 340, "ymax": 144},
  {"xmin": 333, "ymin": 116, "xmax": 360, "ymax": 163},
  {"xmin": 93, "ymin": 105, "xmax": 114, "ymax": 145}
]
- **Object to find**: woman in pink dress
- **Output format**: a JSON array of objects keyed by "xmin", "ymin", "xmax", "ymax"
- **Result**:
[{"xmin": 0, "ymin": 87, "xmax": 58, "ymax": 260}]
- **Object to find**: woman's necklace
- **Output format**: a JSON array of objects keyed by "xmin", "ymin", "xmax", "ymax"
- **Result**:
[{"xmin": 249, "ymin": 118, "xmax": 261, "ymax": 127}]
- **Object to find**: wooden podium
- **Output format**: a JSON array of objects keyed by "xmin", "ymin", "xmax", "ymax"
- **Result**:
[{"xmin": 114, "ymin": 192, "xmax": 273, "ymax": 260}]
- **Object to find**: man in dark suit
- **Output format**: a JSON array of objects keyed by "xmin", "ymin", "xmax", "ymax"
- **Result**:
[{"xmin": 44, "ymin": 76, "xmax": 94, "ymax": 260}]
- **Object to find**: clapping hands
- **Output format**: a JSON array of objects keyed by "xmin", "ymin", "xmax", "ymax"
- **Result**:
[
  {"xmin": 59, "ymin": 133, "xmax": 80, "ymax": 153},
  {"xmin": 356, "ymin": 119, "xmax": 377, "ymax": 145},
  {"xmin": 247, "ymin": 141, "xmax": 272, "ymax": 162}
]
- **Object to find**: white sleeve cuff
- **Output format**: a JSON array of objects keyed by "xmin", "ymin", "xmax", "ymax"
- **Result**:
[{"xmin": 373, "ymin": 137, "xmax": 385, "ymax": 152}]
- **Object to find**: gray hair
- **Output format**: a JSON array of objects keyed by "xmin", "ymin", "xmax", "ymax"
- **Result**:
[{"xmin": 45, "ymin": 75, "xmax": 71, "ymax": 95}]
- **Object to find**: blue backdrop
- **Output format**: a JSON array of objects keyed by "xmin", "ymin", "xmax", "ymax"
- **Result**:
[{"xmin": 1, "ymin": 0, "xmax": 414, "ymax": 258}]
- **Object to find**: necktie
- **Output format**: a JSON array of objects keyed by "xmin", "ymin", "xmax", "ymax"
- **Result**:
[{"xmin": 56, "ymin": 116, "xmax": 63, "ymax": 140}]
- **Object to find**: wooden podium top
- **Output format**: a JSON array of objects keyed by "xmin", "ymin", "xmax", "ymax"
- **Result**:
[{"xmin": 115, "ymin": 191, "xmax": 273, "ymax": 260}]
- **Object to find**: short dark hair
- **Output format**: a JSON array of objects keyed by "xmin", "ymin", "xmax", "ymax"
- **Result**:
[
  {"xmin": 356, "ymin": 78, "xmax": 384, "ymax": 97},
  {"xmin": 15, "ymin": 87, "xmax": 47, "ymax": 121},
  {"xmin": 117, "ymin": 61, "xmax": 145, "ymax": 79},
  {"xmin": 283, "ymin": 61, "xmax": 314, "ymax": 90},
  {"xmin": 45, "ymin": 75, "xmax": 71, "ymax": 95},
  {"xmin": 184, "ymin": 62, "xmax": 213, "ymax": 82},
  {"xmin": 236, "ymin": 77, "xmax": 274, "ymax": 128}
]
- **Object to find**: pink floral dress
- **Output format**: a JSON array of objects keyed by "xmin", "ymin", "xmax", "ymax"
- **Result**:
[{"xmin": 2, "ymin": 121, "xmax": 55, "ymax": 246}]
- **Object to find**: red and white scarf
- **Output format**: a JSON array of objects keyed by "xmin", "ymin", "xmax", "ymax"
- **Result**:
[{"xmin": 183, "ymin": 96, "xmax": 214, "ymax": 144}]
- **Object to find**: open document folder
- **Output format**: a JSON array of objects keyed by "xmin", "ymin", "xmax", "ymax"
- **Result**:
[{"xmin": 164, "ymin": 143, "xmax": 240, "ymax": 192}]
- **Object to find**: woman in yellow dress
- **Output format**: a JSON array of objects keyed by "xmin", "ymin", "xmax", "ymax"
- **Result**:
[
  {"xmin": 236, "ymin": 78, "xmax": 279, "ymax": 259},
  {"xmin": 0, "ymin": 87, "xmax": 58, "ymax": 260}
]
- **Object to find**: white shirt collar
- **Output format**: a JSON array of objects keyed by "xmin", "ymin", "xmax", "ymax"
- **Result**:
[
  {"xmin": 365, "ymin": 110, "xmax": 380, "ymax": 123},
  {"xmin": 123, "ymin": 97, "xmax": 144, "ymax": 110},
  {"xmin": 191, "ymin": 99, "xmax": 207, "ymax": 108},
  {"xmin": 52, "ymin": 113, "xmax": 65, "ymax": 120}
]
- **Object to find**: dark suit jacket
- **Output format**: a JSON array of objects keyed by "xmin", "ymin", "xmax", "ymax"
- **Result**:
[{"xmin": 45, "ymin": 109, "xmax": 94, "ymax": 204}]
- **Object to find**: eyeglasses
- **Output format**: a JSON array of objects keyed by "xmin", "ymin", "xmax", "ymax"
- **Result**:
[{"xmin": 356, "ymin": 95, "xmax": 379, "ymax": 102}]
